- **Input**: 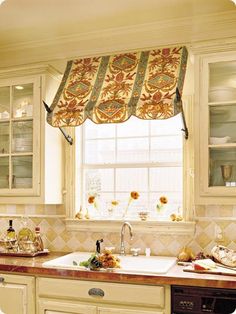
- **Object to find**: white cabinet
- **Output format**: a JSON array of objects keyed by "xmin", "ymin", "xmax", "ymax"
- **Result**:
[
  {"xmin": 195, "ymin": 52, "xmax": 236, "ymax": 204},
  {"xmin": 36, "ymin": 277, "xmax": 170, "ymax": 314},
  {"xmin": 0, "ymin": 273, "xmax": 35, "ymax": 314},
  {"xmin": 0, "ymin": 65, "xmax": 63, "ymax": 204}
]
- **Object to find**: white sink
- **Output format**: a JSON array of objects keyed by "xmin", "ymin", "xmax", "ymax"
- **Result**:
[{"xmin": 43, "ymin": 252, "xmax": 176, "ymax": 274}]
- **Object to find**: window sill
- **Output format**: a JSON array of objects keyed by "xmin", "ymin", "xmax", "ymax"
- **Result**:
[{"xmin": 65, "ymin": 219, "xmax": 196, "ymax": 235}]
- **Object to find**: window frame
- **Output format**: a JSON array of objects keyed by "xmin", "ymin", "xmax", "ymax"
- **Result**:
[{"xmin": 64, "ymin": 95, "xmax": 195, "ymax": 235}]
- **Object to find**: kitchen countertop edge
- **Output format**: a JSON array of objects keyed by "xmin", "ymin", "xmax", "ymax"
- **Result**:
[{"xmin": 0, "ymin": 252, "xmax": 235, "ymax": 289}]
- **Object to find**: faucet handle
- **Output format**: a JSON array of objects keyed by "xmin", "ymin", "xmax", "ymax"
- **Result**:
[{"xmin": 130, "ymin": 247, "xmax": 141, "ymax": 256}]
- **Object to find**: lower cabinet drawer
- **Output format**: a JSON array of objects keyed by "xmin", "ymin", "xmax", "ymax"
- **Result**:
[{"xmin": 37, "ymin": 277, "xmax": 165, "ymax": 308}]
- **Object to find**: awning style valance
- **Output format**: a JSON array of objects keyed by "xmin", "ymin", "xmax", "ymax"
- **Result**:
[{"xmin": 47, "ymin": 46, "xmax": 188, "ymax": 127}]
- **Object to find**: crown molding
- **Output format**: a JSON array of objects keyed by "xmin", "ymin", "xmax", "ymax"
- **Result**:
[{"xmin": 0, "ymin": 11, "xmax": 236, "ymax": 68}]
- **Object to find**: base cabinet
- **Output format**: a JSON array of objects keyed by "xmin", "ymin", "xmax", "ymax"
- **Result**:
[
  {"xmin": 36, "ymin": 277, "xmax": 170, "ymax": 314},
  {"xmin": 0, "ymin": 273, "xmax": 35, "ymax": 314},
  {"xmin": 38, "ymin": 299, "xmax": 96, "ymax": 314}
]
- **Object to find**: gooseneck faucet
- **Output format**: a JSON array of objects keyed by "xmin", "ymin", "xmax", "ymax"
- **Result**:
[{"xmin": 120, "ymin": 221, "xmax": 133, "ymax": 255}]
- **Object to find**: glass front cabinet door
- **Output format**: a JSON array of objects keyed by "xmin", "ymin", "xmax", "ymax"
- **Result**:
[
  {"xmin": 196, "ymin": 52, "xmax": 236, "ymax": 204},
  {"xmin": 0, "ymin": 67, "xmax": 63, "ymax": 204},
  {"xmin": 0, "ymin": 79, "xmax": 39, "ymax": 195}
]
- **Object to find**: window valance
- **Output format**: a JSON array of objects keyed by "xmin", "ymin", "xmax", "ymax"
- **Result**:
[{"xmin": 46, "ymin": 46, "xmax": 188, "ymax": 128}]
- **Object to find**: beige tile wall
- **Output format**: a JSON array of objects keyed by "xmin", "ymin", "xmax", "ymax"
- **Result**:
[{"xmin": 0, "ymin": 204, "xmax": 236, "ymax": 256}]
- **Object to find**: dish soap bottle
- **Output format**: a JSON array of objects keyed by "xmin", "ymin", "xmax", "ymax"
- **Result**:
[
  {"xmin": 33, "ymin": 227, "xmax": 44, "ymax": 252},
  {"xmin": 7, "ymin": 220, "xmax": 16, "ymax": 239}
]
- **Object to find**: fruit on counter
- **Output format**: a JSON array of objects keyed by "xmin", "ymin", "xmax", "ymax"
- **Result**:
[
  {"xmin": 177, "ymin": 246, "xmax": 195, "ymax": 262},
  {"xmin": 78, "ymin": 249, "xmax": 120, "ymax": 270},
  {"xmin": 193, "ymin": 259, "xmax": 216, "ymax": 271},
  {"xmin": 98, "ymin": 249, "xmax": 120, "ymax": 269}
]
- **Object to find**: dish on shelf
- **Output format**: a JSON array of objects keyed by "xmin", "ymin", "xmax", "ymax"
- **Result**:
[
  {"xmin": 209, "ymin": 87, "xmax": 236, "ymax": 102},
  {"xmin": 209, "ymin": 136, "xmax": 231, "ymax": 145}
]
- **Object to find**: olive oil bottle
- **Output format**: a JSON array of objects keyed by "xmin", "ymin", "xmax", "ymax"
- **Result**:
[
  {"xmin": 33, "ymin": 227, "xmax": 44, "ymax": 252},
  {"xmin": 7, "ymin": 220, "xmax": 16, "ymax": 239}
]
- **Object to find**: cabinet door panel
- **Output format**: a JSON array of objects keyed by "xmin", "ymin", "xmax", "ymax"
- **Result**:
[
  {"xmin": 0, "ymin": 283, "xmax": 27, "ymax": 314},
  {"xmin": 38, "ymin": 299, "xmax": 96, "ymax": 314}
]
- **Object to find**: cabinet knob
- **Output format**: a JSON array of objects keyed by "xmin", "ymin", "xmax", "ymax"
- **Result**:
[
  {"xmin": 88, "ymin": 287, "xmax": 105, "ymax": 298},
  {"xmin": 0, "ymin": 277, "xmax": 4, "ymax": 283}
]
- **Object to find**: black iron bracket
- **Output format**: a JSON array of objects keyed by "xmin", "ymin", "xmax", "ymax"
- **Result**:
[
  {"xmin": 176, "ymin": 88, "xmax": 189, "ymax": 140},
  {"xmin": 43, "ymin": 101, "xmax": 73, "ymax": 145}
]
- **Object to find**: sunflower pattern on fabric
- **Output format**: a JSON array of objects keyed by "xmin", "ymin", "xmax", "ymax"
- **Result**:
[{"xmin": 47, "ymin": 46, "xmax": 188, "ymax": 127}]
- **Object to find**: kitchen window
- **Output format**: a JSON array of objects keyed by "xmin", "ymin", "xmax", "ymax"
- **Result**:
[
  {"xmin": 65, "ymin": 96, "xmax": 194, "ymax": 234},
  {"xmin": 75, "ymin": 114, "xmax": 184, "ymax": 221}
]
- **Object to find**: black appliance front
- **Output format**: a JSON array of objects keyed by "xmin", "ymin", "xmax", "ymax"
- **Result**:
[{"xmin": 171, "ymin": 285, "xmax": 236, "ymax": 314}]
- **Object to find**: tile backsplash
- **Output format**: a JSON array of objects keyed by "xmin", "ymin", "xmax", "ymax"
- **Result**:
[{"xmin": 0, "ymin": 204, "xmax": 236, "ymax": 256}]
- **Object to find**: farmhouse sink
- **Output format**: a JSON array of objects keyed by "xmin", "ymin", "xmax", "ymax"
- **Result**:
[{"xmin": 43, "ymin": 252, "xmax": 176, "ymax": 274}]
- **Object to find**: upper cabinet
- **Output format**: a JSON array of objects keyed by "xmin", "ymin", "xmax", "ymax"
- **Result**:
[
  {"xmin": 195, "ymin": 52, "xmax": 236, "ymax": 204},
  {"xmin": 0, "ymin": 66, "xmax": 63, "ymax": 204}
]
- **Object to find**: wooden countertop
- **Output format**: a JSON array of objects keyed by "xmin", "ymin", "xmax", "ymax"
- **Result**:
[{"xmin": 0, "ymin": 252, "xmax": 235, "ymax": 289}]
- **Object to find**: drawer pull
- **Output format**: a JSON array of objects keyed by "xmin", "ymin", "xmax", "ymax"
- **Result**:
[
  {"xmin": 88, "ymin": 288, "xmax": 105, "ymax": 298},
  {"xmin": 0, "ymin": 277, "xmax": 4, "ymax": 283}
]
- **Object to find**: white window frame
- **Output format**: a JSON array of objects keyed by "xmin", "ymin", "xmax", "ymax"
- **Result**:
[{"xmin": 64, "ymin": 95, "xmax": 195, "ymax": 235}]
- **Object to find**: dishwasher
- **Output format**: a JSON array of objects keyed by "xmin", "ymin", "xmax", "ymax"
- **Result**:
[{"xmin": 171, "ymin": 285, "xmax": 236, "ymax": 314}]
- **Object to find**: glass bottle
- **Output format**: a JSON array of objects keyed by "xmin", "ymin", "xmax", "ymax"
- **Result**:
[
  {"xmin": 33, "ymin": 227, "xmax": 44, "ymax": 252},
  {"xmin": 7, "ymin": 220, "xmax": 16, "ymax": 239}
]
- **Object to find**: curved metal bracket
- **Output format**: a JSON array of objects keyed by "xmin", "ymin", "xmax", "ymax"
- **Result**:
[
  {"xmin": 176, "ymin": 88, "xmax": 189, "ymax": 140},
  {"xmin": 43, "ymin": 101, "xmax": 73, "ymax": 145}
]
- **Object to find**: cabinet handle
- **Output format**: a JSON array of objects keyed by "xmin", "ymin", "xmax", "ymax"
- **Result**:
[
  {"xmin": 88, "ymin": 288, "xmax": 105, "ymax": 298},
  {"xmin": 0, "ymin": 277, "xmax": 4, "ymax": 283}
]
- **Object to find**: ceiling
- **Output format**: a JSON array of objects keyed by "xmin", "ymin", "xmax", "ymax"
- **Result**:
[
  {"xmin": 0, "ymin": 0, "xmax": 235, "ymax": 48},
  {"xmin": 0, "ymin": 0, "xmax": 236, "ymax": 69}
]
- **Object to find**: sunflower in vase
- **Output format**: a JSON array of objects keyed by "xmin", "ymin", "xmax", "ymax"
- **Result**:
[
  {"xmin": 122, "ymin": 191, "xmax": 140, "ymax": 218},
  {"xmin": 156, "ymin": 196, "xmax": 168, "ymax": 213}
]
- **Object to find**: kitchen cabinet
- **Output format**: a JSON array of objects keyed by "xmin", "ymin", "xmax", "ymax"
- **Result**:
[
  {"xmin": 195, "ymin": 51, "xmax": 236, "ymax": 204},
  {"xmin": 36, "ymin": 277, "xmax": 170, "ymax": 314},
  {"xmin": 0, "ymin": 65, "xmax": 63, "ymax": 204},
  {"xmin": 0, "ymin": 273, "xmax": 35, "ymax": 314}
]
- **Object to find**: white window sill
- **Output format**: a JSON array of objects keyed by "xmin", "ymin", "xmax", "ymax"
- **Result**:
[{"xmin": 65, "ymin": 219, "xmax": 196, "ymax": 235}]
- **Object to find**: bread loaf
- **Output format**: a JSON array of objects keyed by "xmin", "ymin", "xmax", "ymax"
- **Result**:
[{"xmin": 211, "ymin": 245, "xmax": 236, "ymax": 267}]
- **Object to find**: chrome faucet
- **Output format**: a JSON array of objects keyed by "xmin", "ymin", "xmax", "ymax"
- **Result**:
[{"xmin": 120, "ymin": 221, "xmax": 133, "ymax": 255}]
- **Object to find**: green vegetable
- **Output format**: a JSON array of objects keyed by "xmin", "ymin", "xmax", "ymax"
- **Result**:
[{"xmin": 78, "ymin": 253, "xmax": 103, "ymax": 270}]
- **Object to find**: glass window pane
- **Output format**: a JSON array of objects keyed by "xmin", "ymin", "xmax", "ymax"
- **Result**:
[
  {"xmin": 150, "ymin": 115, "xmax": 182, "ymax": 136},
  {"xmin": 116, "ymin": 168, "xmax": 148, "ymax": 191},
  {"xmin": 84, "ymin": 139, "xmax": 115, "ymax": 164},
  {"xmin": 209, "ymin": 147, "xmax": 236, "ymax": 187},
  {"xmin": 150, "ymin": 167, "xmax": 182, "ymax": 192},
  {"xmin": 151, "ymin": 136, "xmax": 182, "ymax": 162},
  {"xmin": 84, "ymin": 169, "xmax": 114, "ymax": 194},
  {"xmin": 209, "ymin": 104, "xmax": 236, "ymax": 143},
  {"xmin": 117, "ymin": 117, "xmax": 149, "ymax": 137},
  {"xmin": 12, "ymin": 121, "xmax": 33, "ymax": 153},
  {"xmin": 209, "ymin": 61, "xmax": 236, "ymax": 102},
  {"xmin": 0, "ymin": 86, "xmax": 10, "ymax": 119},
  {"xmin": 12, "ymin": 83, "xmax": 33, "ymax": 118},
  {"xmin": 0, "ymin": 122, "xmax": 9, "ymax": 154},
  {"xmin": 0, "ymin": 157, "xmax": 9, "ymax": 188},
  {"xmin": 12, "ymin": 156, "xmax": 32, "ymax": 189},
  {"xmin": 117, "ymin": 138, "xmax": 149, "ymax": 162},
  {"xmin": 84, "ymin": 120, "xmax": 115, "ymax": 139}
]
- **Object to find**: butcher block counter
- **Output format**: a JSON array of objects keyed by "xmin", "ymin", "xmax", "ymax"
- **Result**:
[{"xmin": 0, "ymin": 252, "xmax": 235, "ymax": 289}]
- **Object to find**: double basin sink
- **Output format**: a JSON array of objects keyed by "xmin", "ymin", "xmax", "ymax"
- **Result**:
[{"xmin": 43, "ymin": 252, "xmax": 176, "ymax": 274}]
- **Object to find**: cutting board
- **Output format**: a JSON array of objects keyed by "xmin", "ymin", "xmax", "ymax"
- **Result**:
[{"xmin": 183, "ymin": 264, "xmax": 236, "ymax": 277}]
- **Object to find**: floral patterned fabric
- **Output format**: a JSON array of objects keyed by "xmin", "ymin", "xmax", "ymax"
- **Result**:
[{"xmin": 47, "ymin": 46, "xmax": 188, "ymax": 127}]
